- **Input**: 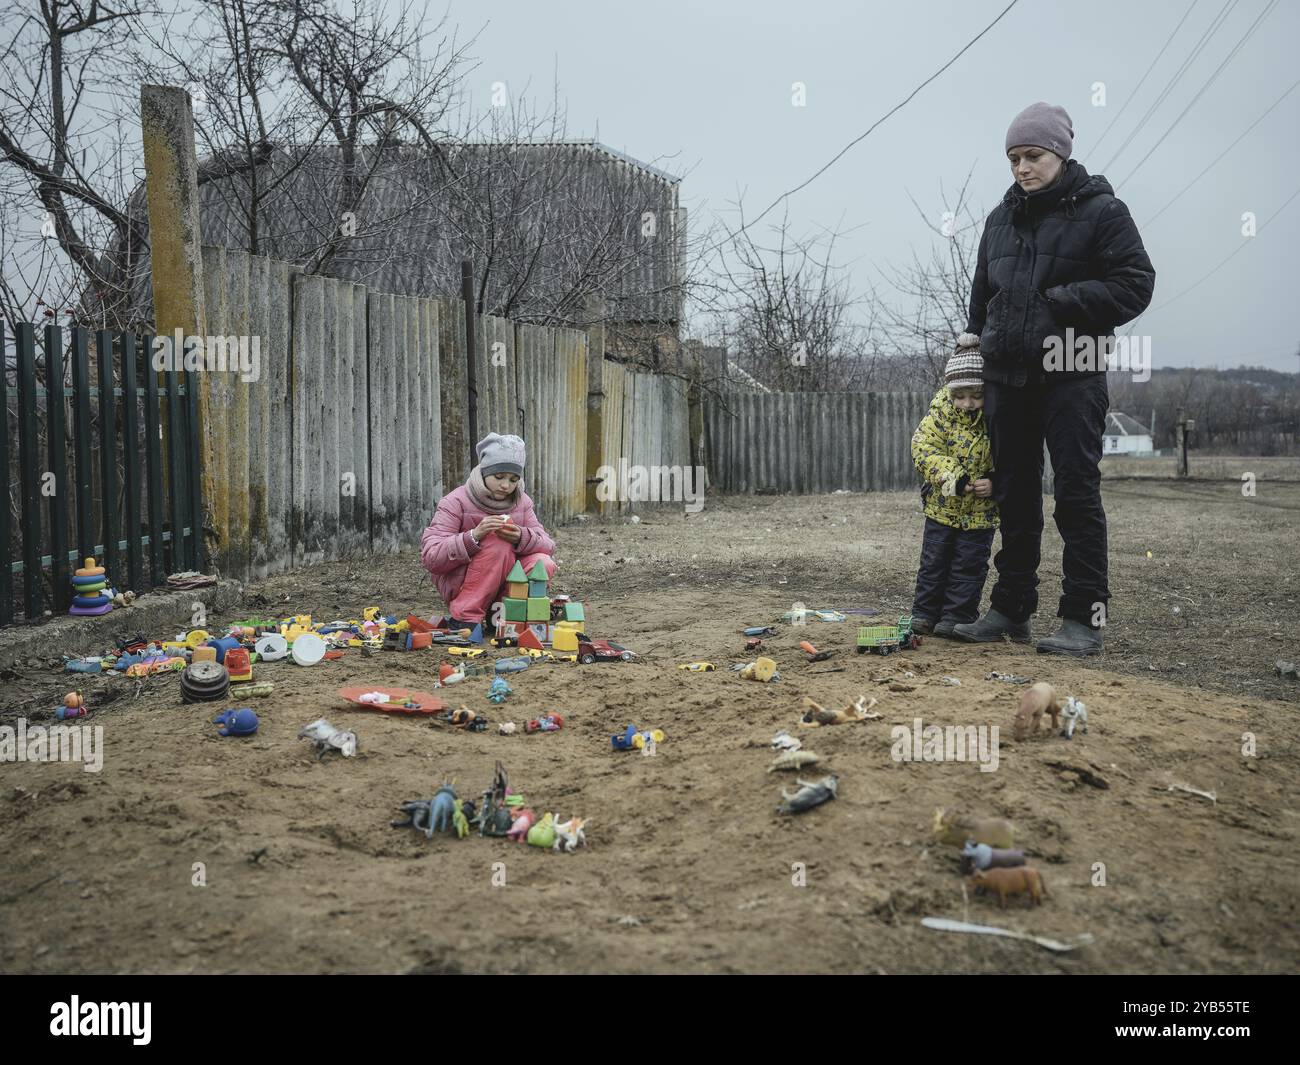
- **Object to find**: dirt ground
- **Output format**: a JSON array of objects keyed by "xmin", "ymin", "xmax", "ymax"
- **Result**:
[{"xmin": 2, "ymin": 479, "xmax": 1297, "ymax": 974}]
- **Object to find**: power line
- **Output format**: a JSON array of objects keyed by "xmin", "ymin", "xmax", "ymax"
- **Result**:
[
  {"xmin": 702, "ymin": 0, "xmax": 1021, "ymax": 260},
  {"xmin": 1091, "ymin": 0, "xmax": 1201, "ymax": 156},
  {"xmin": 1125, "ymin": 178, "xmax": 1300, "ymax": 327},
  {"xmin": 1101, "ymin": 0, "xmax": 1239, "ymax": 174},
  {"xmin": 1144, "ymin": 74, "xmax": 1300, "ymax": 226},
  {"xmin": 1117, "ymin": 0, "xmax": 1279, "ymax": 185}
]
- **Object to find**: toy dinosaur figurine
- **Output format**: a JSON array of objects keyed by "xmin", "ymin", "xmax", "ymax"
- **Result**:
[
  {"xmin": 960, "ymin": 840, "xmax": 1027, "ymax": 873},
  {"xmin": 506, "ymin": 809, "xmax": 536, "ymax": 842},
  {"xmin": 526, "ymin": 812, "xmax": 557, "ymax": 848},
  {"xmin": 429, "ymin": 784, "xmax": 456, "ymax": 834},
  {"xmin": 552, "ymin": 816, "xmax": 588, "ymax": 853},
  {"xmin": 799, "ymin": 695, "xmax": 878, "ymax": 728},
  {"xmin": 392, "ymin": 799, "xmax": 439, "ymax": 838},
  {"xmin": 297, "ymin": 718, "xmax": 358, "ymax": 759},
  {"xmin": 777, "ymin": 775, "xmax": 838, "ymax": 814},
  {"xmin": 452, "ymin": 798, "xmax": 470, "ymax": 839}
]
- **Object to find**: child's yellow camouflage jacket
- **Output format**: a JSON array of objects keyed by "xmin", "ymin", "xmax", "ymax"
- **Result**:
[{"xmin": 911, "ymin": 387, "xmax": 999, "ymax": 531}]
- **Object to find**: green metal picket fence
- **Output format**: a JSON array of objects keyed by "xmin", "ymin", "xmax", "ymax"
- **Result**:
[{"xmin": 2, "ymin": 322, "xmax": 204, "ymax": 625}]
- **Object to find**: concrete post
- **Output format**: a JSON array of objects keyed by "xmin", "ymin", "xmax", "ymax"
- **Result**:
[
  {"xmin": 584, "ymin": 294, "xmax": 607, "ymax": 513},
  {"xmin": 141, "ymin": 85, "xmax": 213, "ymax": 563}
]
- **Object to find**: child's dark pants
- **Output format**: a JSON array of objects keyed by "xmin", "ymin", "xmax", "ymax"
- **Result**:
[
  {"xmin": 984, "ymin": 374, "xmax": 1110, "ymax": 626},
  {"xmin": 912, "ymin": 518, "xmax": 996, "ymax": 624}
]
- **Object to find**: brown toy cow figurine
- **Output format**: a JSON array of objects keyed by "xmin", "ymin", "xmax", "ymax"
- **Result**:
[
  {"xmin": 1014, "ymin": 682, "xmax": 1061, "ymax": 741},
  {"xmin": 968, "ymin": 866, "xmax": 1048, "ymax": 908}
]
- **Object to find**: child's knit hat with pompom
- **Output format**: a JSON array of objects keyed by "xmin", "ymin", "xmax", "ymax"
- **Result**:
[{"xmin": 945, "ymin": 333, "xmax": 983, "ymax": 391}]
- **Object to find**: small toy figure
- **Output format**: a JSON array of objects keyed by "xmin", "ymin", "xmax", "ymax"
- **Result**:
[
  {"xmin": 488, "ymin": 677, "xmax": 513, "ymax": 704},
  {"xmin": 968, "ymin": 866, "xmax": 1048, "ymax": 908},
  {"xmin": 932, "ymin": 808, "xmax": 1014, "ymax": 848},
  {"xmin": 526, "ymin": 713, "xmax": 564, "ymax": 733},
  {"xmin": 1015, "ymin": 682, "xmax": 1061, "ymax": 741},
  {"xmin": 428, "ymin": 784, "xmax": 457, "ymax": 834},
  {"xmin": 960, "ymin": 840, "xmax": 1027, "ymax": 873},
  {"xmin": 739, "ymin": 656, "xmax": 779, "ymax": 682},
  {"xmin": 1060, "ymin": 696, "xmax": 1089, "ymax": 740},
  {"xmin": 743, "ymin": 626, "xmax": 776, "ymax": 637},
  {"xmin": 611, "ymin": 725, "xmax": 663, "ymax": 751},
  {"xmin": 498, "ymin": 722, "xmax": 517, "ymax": 735},
  {"xmin": 799, "ymin": 695, "xmax": 878, "ymax": 727},
  {"xmin": 767, "ymin": 750, "xmax": 822, "ymax": 773},
  {"xmin": 506, "ymin": 808, "xmax": 536, "ymax": 842},
  {"xmin": 677, "ymin": 661, "xmax": 716, "ymax": 672},
  {"xmin": 297, "ymin": 718, "xmax": 358, "ymax": 759},
  {"xmin": 771, "ymin": 730, "xmax": 802, "ymax": 752},
  {"xmin": 213, "ymin": 708, "xmax": 259, "ymax": 737},
  {"xmin": 777, "ymin": 774, "xmax": 838, "ymax": 815},
  {"xmin": 452, "ymin": 798, "xmax": 470, "ymax": 839},
  {"xmin": 392, "ymin": 795, "xmax": 448, "ymax": 839},
  {"xmin": 552, "ymin": 816, "xmax": 588, "ymax": 853},
  {"xmin": 526, "ymin": 812, "xmax": 556, "ymax": 848},
  {"xmin": 745, "ymin": 637, "xmax": 764, "ymax": 653}
]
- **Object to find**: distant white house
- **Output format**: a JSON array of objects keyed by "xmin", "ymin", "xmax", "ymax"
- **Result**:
[{"xmin": 1104, "ymin": 412, "xmax": 1154, "ymax": 454}]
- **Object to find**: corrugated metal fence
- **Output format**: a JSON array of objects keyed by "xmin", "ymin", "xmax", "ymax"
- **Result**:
[{"xmin": 705, "ymin": 391, "xmax": 1053, "ymax": 494}]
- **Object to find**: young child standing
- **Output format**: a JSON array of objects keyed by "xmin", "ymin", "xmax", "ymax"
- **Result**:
[
  {"xmin": 910, "ymin": 336, "xmax": 998, "ymax": 637},
  {"xmin": 420, "ymin": 432, "xmax": 556, "ymax": 629}
]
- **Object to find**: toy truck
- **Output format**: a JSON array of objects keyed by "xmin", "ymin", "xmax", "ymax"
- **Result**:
[{"xmin": 856, "ymin": 616, "xmax": 921, "ymax": 655}]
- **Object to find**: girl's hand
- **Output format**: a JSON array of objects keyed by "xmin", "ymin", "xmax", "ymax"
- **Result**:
[
  {"xmin": 474, "ymin": 516, "xmax": 507, "ymax": 541},
  {"xmin": 495, "ymin": 519, "xmax": 521, "ymax": 544},
  {"xmin": 972, "ymin": 477, "xmax": 993, "ymax": 499}
]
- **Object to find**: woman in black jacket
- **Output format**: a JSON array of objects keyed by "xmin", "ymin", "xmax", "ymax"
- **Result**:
[{"xmin": 953, "ymin": 102, "xmax": 1156, "ymax": 656}]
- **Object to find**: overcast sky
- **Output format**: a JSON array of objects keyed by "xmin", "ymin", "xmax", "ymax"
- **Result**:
[{"xmin": 436, "ymin": 0, "xmax": 1299, "ymax": 373}]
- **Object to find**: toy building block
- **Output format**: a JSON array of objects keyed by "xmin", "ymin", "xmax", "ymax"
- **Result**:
[
  {"xmin": 527, "ymin": 597, "xmax": 550, "ymax": 622},
  {"xmin": 526, "ymin": 559, "xmax": 549, "ymax": 584},
  {"xmin": 505, "ymin": 560, "xmax": 529, "ymax": 600},
  {"xmin": 504, "ymin": 598, "xmax": 528, "ymax": 622},
  {"xmin": 528, "ymin": 623, "xmax": 551, "ymax": 644},
  {"xmin": 528, "ymin": 579, "xmax": 548, "ymax": 598},
  {"xmin": 518, "ymin": 629, "xmax": 544, "ymax": 652},
  {"xmin": 552, "ymin": 628, "xmax": 579, "ymax": 653},
  {"xmin": 564, "ymin": 602, "xmax": 585, "ymax": 623}
]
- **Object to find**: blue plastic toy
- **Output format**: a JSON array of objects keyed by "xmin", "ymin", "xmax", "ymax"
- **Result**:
[
  {"xmin": 488, "ymin": 677, "xmax": 513, "ymax": 704},
  {"xmin": 213, "ymin": 708, "xmax": 260, "ymax": 737},
  {"xmin": 495, "ymin": 657, "xmax": 530, "ymax": 675}
]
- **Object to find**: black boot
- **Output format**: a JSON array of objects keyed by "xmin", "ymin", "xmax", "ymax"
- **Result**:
[
  {"xmin": 1036, "ymin": 619, "xmax": 1103, "ymax": 657},
  {"xmin": 952, "ymin": 608, "xmax": 1032, "ymax": 644},
  {"xmin": 933, "ymin": 619, "xmax": 957, "ymax": 638}
]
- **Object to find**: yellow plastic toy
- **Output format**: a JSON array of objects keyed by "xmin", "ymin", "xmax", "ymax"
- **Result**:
[
  {"xmin": 552, "ymin": 627, "xmax": 580, "ymax": 653},
  {"xmin": 184, "ymin": 629, "xmax": 211, "ymax": 650},
  {"xmin": 633, "ymin": 729, "xmax": 665, "ymax": 749},
  {"xmin": 741, "ymin": 656, "xmax": 778, "ymax": 682},
  {"xmin": 447, "ymin": 646, "xmax": 484, "ymax": 658}
]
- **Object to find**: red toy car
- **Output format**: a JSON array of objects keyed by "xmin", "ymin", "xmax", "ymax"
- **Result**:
[{"xmin": 576, "ymin": 635, "xmax": 636, "ymax": 665}]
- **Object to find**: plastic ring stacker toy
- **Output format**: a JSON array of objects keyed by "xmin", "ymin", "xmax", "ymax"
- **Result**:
[
  {"xmin": 291, "ymin": 632, "xmax": 327, "ymax": 666},
  {"xmin": 69, "ymin": 600, "xmax": 113, "ymax": 616},
  {"xmin": 74, "ymin": 558, "xmax": 105, "ymax": 578},
  {"xmin": 254, "ymin": 634, "xmax": 289, "ymax": 661}
]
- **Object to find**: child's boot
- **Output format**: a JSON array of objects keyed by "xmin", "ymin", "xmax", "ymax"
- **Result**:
[
  {"xmin": 952, "ymin": 608, "xmax": 1032, "ymax": 644},
  {"xmin": 1036, "ymin": 619, "xmax": 1103, "ymax": 657}
]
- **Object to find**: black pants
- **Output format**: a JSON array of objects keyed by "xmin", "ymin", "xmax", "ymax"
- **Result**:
[
  {"xmin": 984, "ymin": 373, "xmax": 1110, "ymax": 626},
  {"xmin": 912, "ymin": 518, "xmax": 996, "ymax": 624}
]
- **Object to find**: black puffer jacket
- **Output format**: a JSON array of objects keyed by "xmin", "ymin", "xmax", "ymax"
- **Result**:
[{"xmin": 965, "ymin": 160, "xmax": 1155, "ymax": 386}]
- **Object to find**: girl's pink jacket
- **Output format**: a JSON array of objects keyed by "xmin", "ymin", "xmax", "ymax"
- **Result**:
[{"xmin": 419, "ymin": 484, "xmax": 556, "ymax": 602}]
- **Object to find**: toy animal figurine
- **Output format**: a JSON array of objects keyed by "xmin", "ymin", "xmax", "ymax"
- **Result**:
[
  {"xmin": 1014, "ymin": 682, "xmax": 1060, "ymax": 741},
  {"xmin": 498, "ymin": 722, "xmax": 517, "ymax": 735},
  {"xmin": 506, "ymin": 809, "xmax": 536, "ymax": 842},
  {"xmin": 933, "ymin": 808, "xmax": 1014, "ymax": 849},
  {"xmin": 771, "ymin": 730, "xmax": 802, "ymax": 752},
  {"xmin": 553, "ymin": 816, "xmax": 588, "ymax": 853},
  {"xmin": 488, "ymin": 677, "xmax": 513, "ymax": 704},
  {"xmin": 767, "ymin": 750, "xmax": 822, "ymax": 773},
  {"xmin": 777, "ymin": 774, "xmax": 838, "ymax": 814},
  {"xmin": 452, "ymin": 798, "xmax": 470, "ymax": 839},
  {"xmin": 526, "ymin": 812, "xmax": 557, "ymax": 848},
  {"xmin": 969, "ymin": 866, "xmax": 1048, "ymax": 908},
  {"xmin": 392, "ymin": 798, "xmax": 441, "ymax": 839},
  {"xmin": 1060, "ymin": 696, "xmax": 1089, "ymax": 740},
  {"xmin": 213, "ymin": 708, "xmax": 259, "ymax": 737},
  {"xmin": 960, "ymin": 840, "xmax": 1027, "ymax": 873},
  {"xmin": 799, "ymin": 694, "xmax": 878, "ymax": 728},
  {"xmin": 297, "ymin": 718, "xmax": 358, "ymax": 759}
]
